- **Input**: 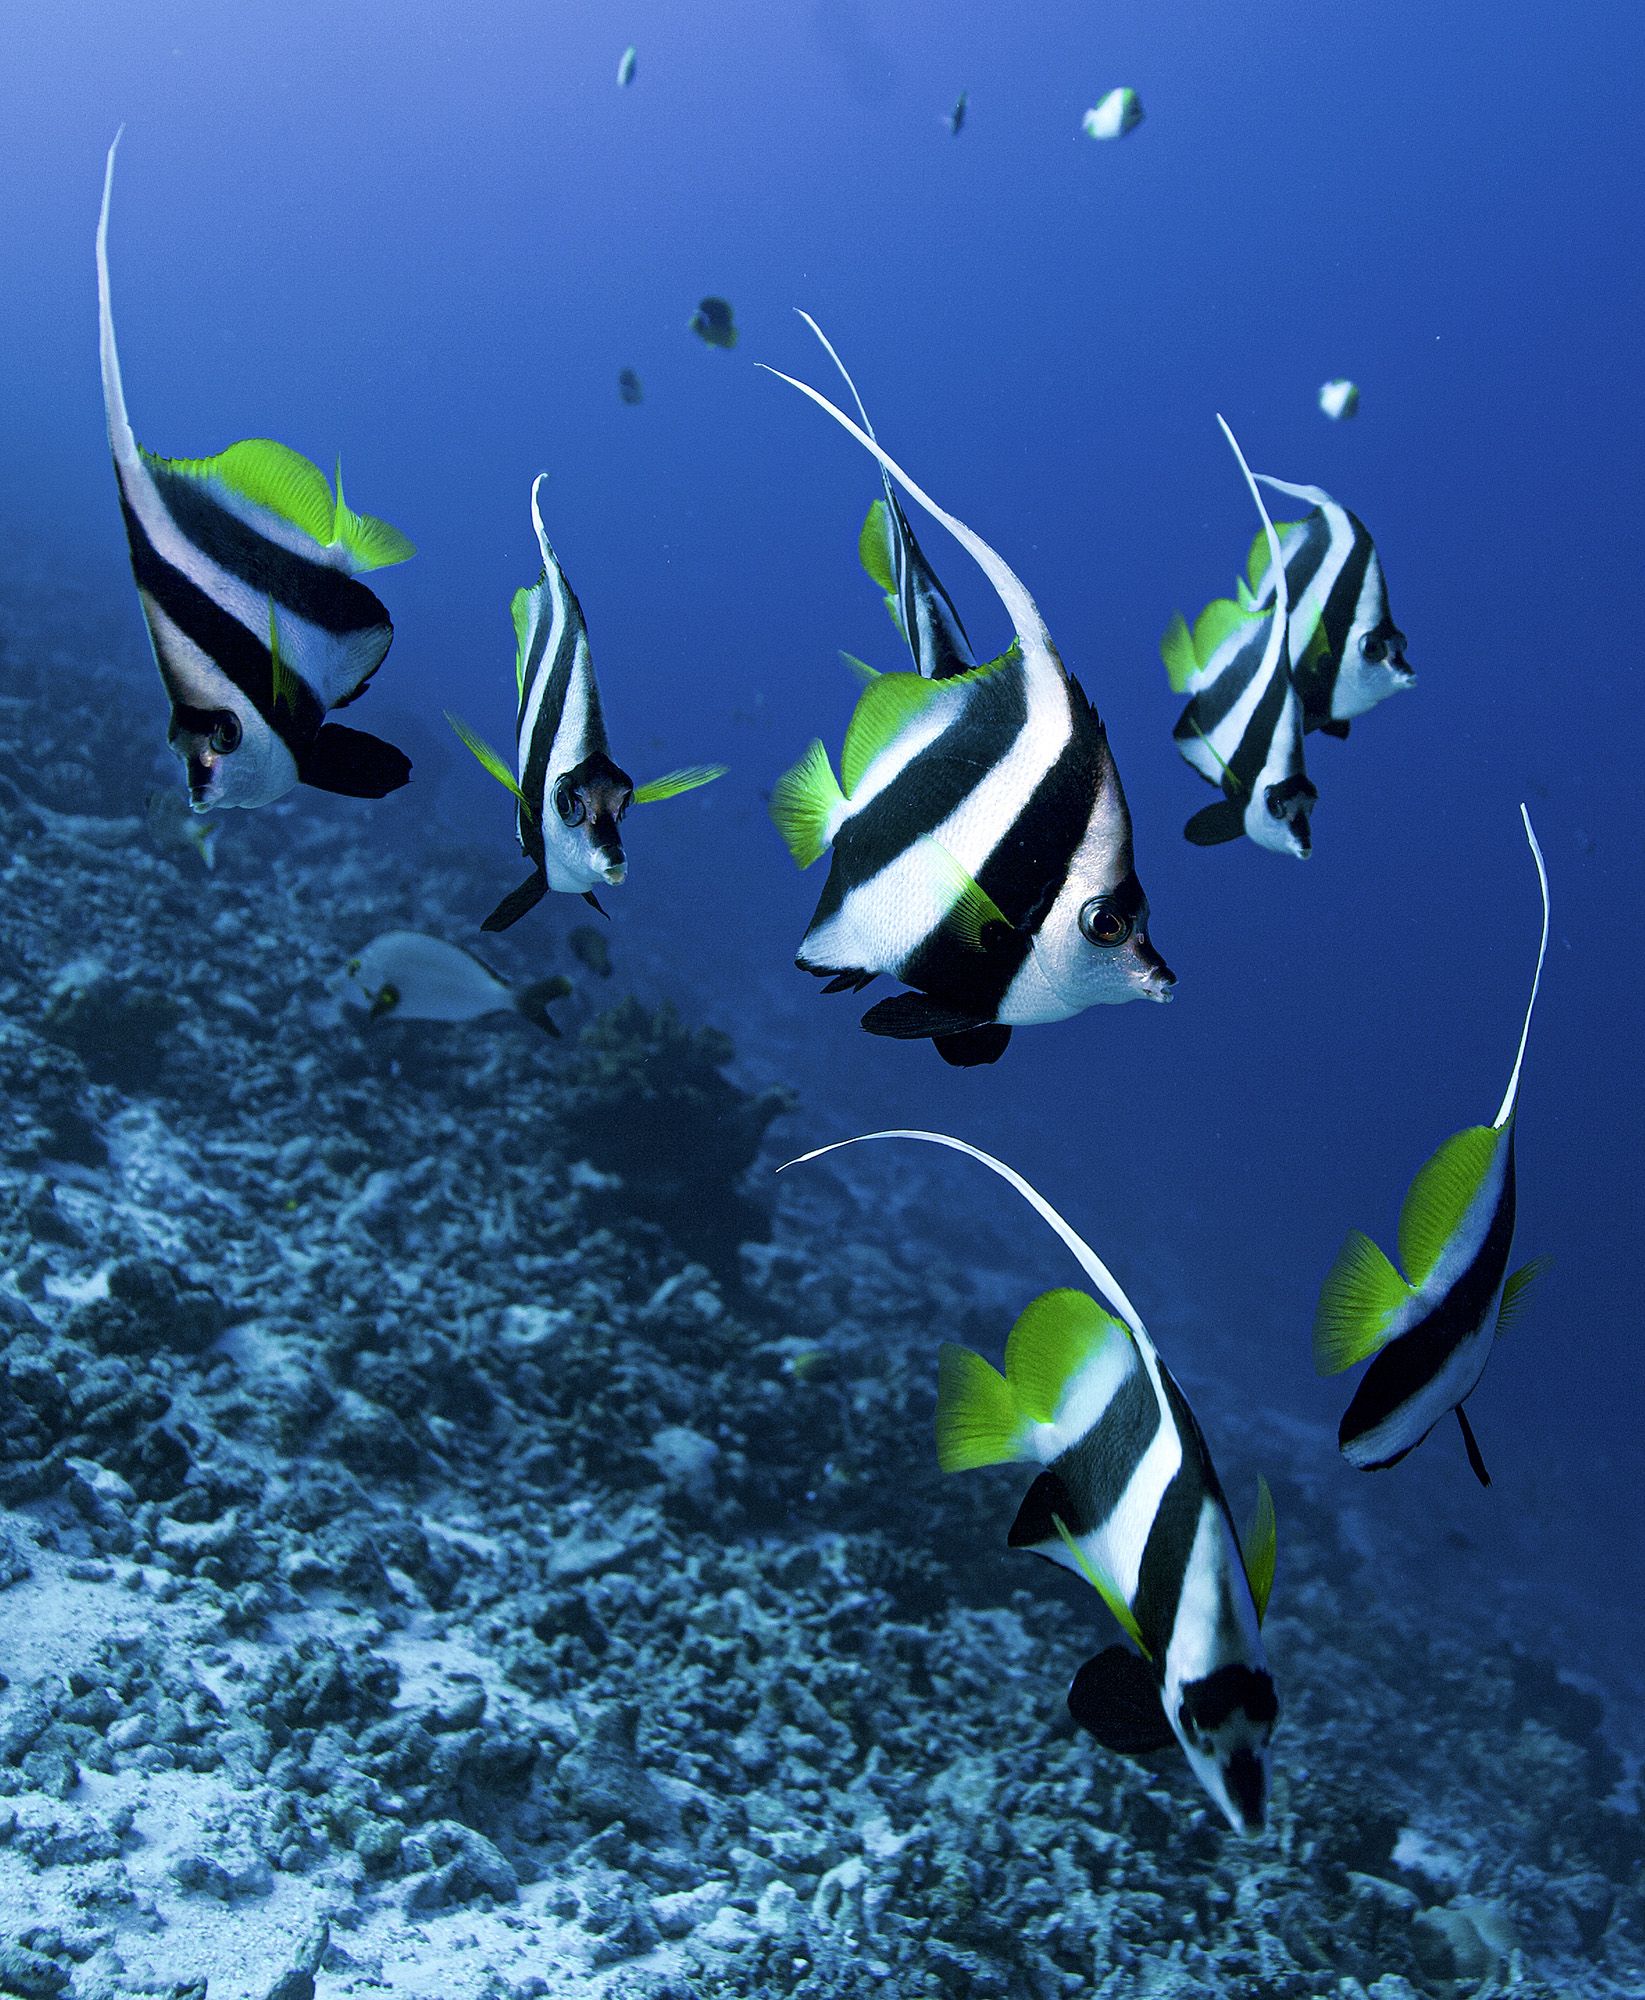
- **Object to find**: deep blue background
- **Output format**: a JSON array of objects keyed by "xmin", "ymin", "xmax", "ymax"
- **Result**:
[{"xmin": 3, "ymin": 2, "xmax": 1641, "ymax": 1686}]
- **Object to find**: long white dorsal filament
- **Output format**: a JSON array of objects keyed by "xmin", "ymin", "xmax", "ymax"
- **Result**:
[
  {"xmin": 761, "ymin": 355, "xmax": 1056, "ymax": 662},
  {"xmin": 778, "ymin": 1129, "xmax": 1148, "ymax": 1341},
  {"xmin": 1217, "ymin": 413, "xmax": 1289, "ymax": 638},
  {"xmin": 1496, "ymin": 804, "xmax": 1550, "ymax": 1129},
  {"xmin": 96, "ymin": 127, "xmax": 134, "ymax": 458},
  {"xmin": 796, "ymin": 310, "xmax": 877, "ymax": 440}
]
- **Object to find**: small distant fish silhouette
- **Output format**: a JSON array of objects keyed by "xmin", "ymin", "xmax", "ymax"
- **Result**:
[
  {"xmin": 1318, "ymin": 379, "xmax": 1359, "ymax": 420},
  {"xmin": 782, "ymin": 1130, "xmax": 1278, "ymax": 1838},
  {"xmin": 1316, "ymin": 808, "xmax": 1551, "ymax": 1488},
  {"xmin": 1084, "ymin": 89, "xmax": 1144, "ymax": 140},
  {"xmin": 1166, "ymin": 421, "xmax": 1316, "ymax": 858},
  {"xmin": 568, "ymin": 924, "xmax": 613, "ymax": 978},
  {"xmin": 689, "ymin": 297, "xmax": 738, "ymax": 349},
  {"xmin": 97, "ymin": 133, "xmax": 414, "ymax": 813},
  {"xmin": 617, "ymin": 45, "xmax": 637, "ymax": 87},
  {"xmin": 618, "ymin": 368, "xmax": 644, "ymax": 406},
  {"xmin": 144, "ymin": 787, "xmax": 218, "ymax": 870},
  {"xmin": 346, "ymin": 931, "xmax": 569, "ymax": 1035},
  {"xmin": 448, "ymin": 476, "xmax": 725, "ymax": 930},
  {"xmin": 946, "ymin": 91, "xmax": 968, "ymax": 136}
]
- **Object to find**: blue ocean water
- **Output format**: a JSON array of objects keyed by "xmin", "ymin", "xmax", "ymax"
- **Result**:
[{"xmin": 2, "ymin": 0, "xmax": 1642, "ymax": 1990}]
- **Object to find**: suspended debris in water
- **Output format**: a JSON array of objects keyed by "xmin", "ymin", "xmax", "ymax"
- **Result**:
[
  {"xmin": 1083, "ymin": 89, "xmax": 1144, "ymax": 140},
  {"xmin": 689, "ymin": 297, "xmax": 738, "ymax": 349},
  {"xmin": 946, "ymin": 91, "xmax": 968, "ymax": 136},
  {"xmin": 618, "ymin": 368, "xmax": 644, "ymax": 406},
  {"xmin": 617, "ymin": 45, "xmax": 637, "ymax": 88},
  {"xmin": 1319, "ymin": 379, "xmax": 1360, "ymax": 420}
]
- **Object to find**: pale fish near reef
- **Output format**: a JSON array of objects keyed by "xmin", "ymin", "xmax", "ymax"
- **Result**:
[{"xmin": 345, "ymin": 931, "xmax": 570, "ymax": 1036}]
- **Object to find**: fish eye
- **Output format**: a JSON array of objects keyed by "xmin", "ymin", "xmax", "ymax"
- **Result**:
[
  {"xmin": 1079, "ymin": 899, "xmax": 1133, "ymax": 948},
  {"xmin": 553, "ymin": 779, "xmax": 587, "ymax": 827},
  {"xmin": 210, "ymin": 713, "xmax": 242, "ymax": 754},
  {"xmin": 1359, "ymin": 634, "xmax": 1387, "ymax": 664}
]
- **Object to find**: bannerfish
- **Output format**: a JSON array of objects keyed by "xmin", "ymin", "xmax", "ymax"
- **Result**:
[
  {"xmin": 782, "ymin": 1130, "xmax": 1278, "ymax": 1835},
  {"xmin": 1243, "ymin": 475, "xmax": 1412, "ymax": 738},
  {"xmin": 763, "ymin": 340, "xmax": 1173, "ymax": 1066},
  {"xmin": 346, "ymin": 931, "xmax": 570, "ymax": 1035},
  {"xmin": 797, "ymin": 312, "xmax": 977, "ymax": 684},
  {"xmin": 448, "ymin": 475, "xmax": 726, "ymax": 931},
  {"xmin": 1318, "ymin": 379, "xmax": 1359, "ymax": 421},
  {"xmin": 97, "ymin": 134, "xmax": 414, "ymax": 813},
  {"xmin": 1315, "ymin": 808, "xmax": 1550, "ymax": 1487},
  {"xmin": 617, "ymin": 44, "xmax": 637, "ymax": 87},
  {"xmin": 568, "ymin": 924, "xmax": 613, "ymax": 978},
  {"xmin": 1163, "ymin": 420, "xmax": 1316, "ymax": 857},
  {"xmin": 1084, "ymin": 89, "xmax": 1144, "ymax": 140},
  {"xmin": 618, "ymin": 368, "xmax": 644, "ymax": 407},
  {"xmin": 947, "ymin": 90, "xmax": 968, "ymax": 136},
  {"xmin": 689, "ymin": 297, "xmax": 738, "ymax": 349}
]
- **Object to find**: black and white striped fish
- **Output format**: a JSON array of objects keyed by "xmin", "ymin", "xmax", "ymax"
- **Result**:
[
  {"xmin": 98, "ymin": 134, "xmax": 414, "ymax": 812},
  {"xmin": 795, "ymin": 314, "xmax": 978, "ymax": 685},
  {"xmin": 1165, "ymin": 422, "xmax": 1317, "ymax": 857},
  {"xmin": 764, "ymin": 343, "xmax": 1172, "ymax": 1068},
  {"xmin": 449, "ymin": 476, "xmax": 725, "ymax": 931},
  {"xmin": 1316, "ymin": 808, "xmax": 1549, "ymax": 1487},
  {"xmin": 1244, "ymin": 476, "xmax": 1412, "ymax": 739},
  {"xmin": 783, "ymin": 1131, "xmax": 1278, "ymax": 1836}
]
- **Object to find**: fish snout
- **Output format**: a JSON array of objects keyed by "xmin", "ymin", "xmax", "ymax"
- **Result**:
[
  {"xmin": 1221, "ymin": 1747, "xmax": 1269, "ymax": 1838},
  {"xmin": 1136, "ymin": 943, "xmax": 1176, "ymax": 1002}
]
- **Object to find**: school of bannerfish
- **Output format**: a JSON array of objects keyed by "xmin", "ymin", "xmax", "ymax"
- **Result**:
[{"xmin": 92, "ymin": 87, "xmax": 1549, "ymax": 1845}]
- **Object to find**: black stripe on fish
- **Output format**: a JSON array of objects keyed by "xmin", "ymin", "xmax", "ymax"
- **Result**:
[
  {"xmin": 119, "ymin": 483, "xmax": 325, "ymax": 750},
  {"xmin": 1174, "ymin": 619, "xmax": 1268, "ymax": 741},
  {"xmin": 147, "ymin": 463, "xmax": 392, "ymax": 650},
  {"xmin": 807, "ymin": 660, "xmax": 1031, "ymax": 930},
  {"xmin": 1009, "ymin": 1358, "xmax": 1162, "ymax": 1545},
  {"xmin": 517, "ymin": 557, "xmax": 605, "ymax": 868},
  {"xmin": 1338, "ymin": 1137, "xmax": 1518, "ymax": 1467},
  {"xmin": 1131, "ymin": 1368, "xmax": 1243, "ymax": 1664}
]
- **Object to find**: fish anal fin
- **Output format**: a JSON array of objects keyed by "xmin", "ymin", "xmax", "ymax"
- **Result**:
[
  {"xmin": 1007, "ymin": 1468, "xmax": 1074, "ymax": 1550},
  {"xmin": 1456, "ymin": 1404, "xmax": 1492, "ymax": 1488},
  {"xmin": 1242, "ymin": 1476, "xmax": 1277, "ymax": 1624},
  {"xmin": 1067, "ymin": 1646, "xmax": 1175, "ymax": 1756},
  {"xmin": 1397, "ymin": 1125, "xmax": 1504, "ymax": 1287},
  {"xmin": 934, "ymin": 1341, "xmax": 1029, "ymax": 1472},
  {"xmin": 860, "ymin": 990, "xmax": 989, "ymax": 1042},
  {"xmin": 1313, "ymin": 1230, "xmax": 1412, "ymax": 1374},
  {"xmin": 1003, "ymin": 1288, "xmax": 1129, "ymax": 1426},
  {"xmin": 1183, "ymin": 799, "xmax": 1246, "ymax": 846},
  {"xmin": 297, "ymin": 723, "xmax": 411, "ymax": 799},
  {"xmin": 481, "ymin": 873, "xmax": 548, "ymax": 932},
  {"xmin": 933, "ymin": 1024, "xmax": 1011, "ymax": 1066}
]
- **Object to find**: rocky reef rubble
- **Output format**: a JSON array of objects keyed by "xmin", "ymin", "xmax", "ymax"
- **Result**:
[{"xmin": 0, "ymin": 609, "xmax": 1642, "ymax": 1997}]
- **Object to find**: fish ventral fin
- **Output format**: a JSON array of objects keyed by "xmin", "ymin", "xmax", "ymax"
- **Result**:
[
  {"xmin": 1496, "ymin": 1256, "xmax": 1550, "ymax": 1334},
  {"xmin": 1242, "ymin": 1476, "xmax": 1277, "ymax": 1624},
  {"xmin": 1397, "ymin": 1125, "xmax": 1503, "ymax": 1288},
  {"xmin": 632, "ymin": 764, "xmax": 727, "ymax": 805},
  {"xmin": 446, "ymin": 711, "xmax": 528, "ymax": 809},
  {"xmin": 1455, "ymin": 1405, "xmax": 1491, "ymax": 1488},
  {"xmin": 1067, "ymin": 1647, "xmax": 1175, "ymax": 1756},
  {"xmin": 296, "ymin": 724, "xmax": 411, "ymax": 799},
  {"xmin": 769, "ymin": 739, "xmax": 844, "ymax": 867},
  {"xmin": 1313, "ymin": 1230, "xmax": 1412, "ymax": 1375},
  {"xmin": 1183, "ymin": 799, "xmax": 1246, "ymax": 846},
  {"xmin": 481, "ymin": 873, "xmax": 548, "ymax": 932}
]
